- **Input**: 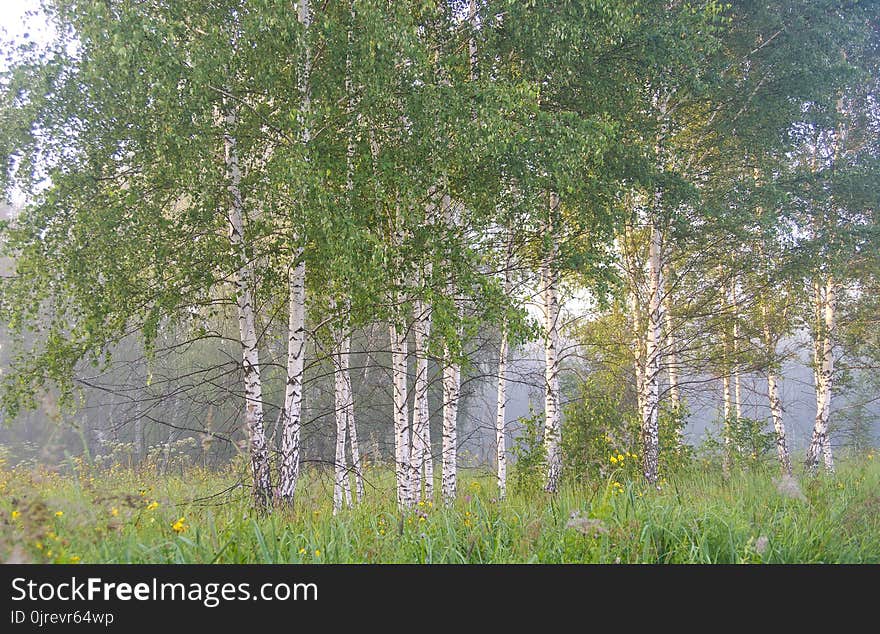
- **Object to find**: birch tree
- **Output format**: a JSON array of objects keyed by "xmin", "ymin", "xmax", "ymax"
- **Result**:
[{"xmin": 277, "ymin": 0, "xmax": 312, "ymax": 505}]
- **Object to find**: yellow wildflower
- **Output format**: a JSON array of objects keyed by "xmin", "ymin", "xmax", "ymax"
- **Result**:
[
  {"xmin": 314, "ymin": 549, "xmax": 321, "ymax": 557},
  {"xmin": 55, "ymin": 511, "xmax": 63, "ymax": 517},
  {"xmin": 36, "ymin": 542, "xmax": 43, "ymax": 550},
  {"xmin": 70, "ymin": 556, "xmax": 81, "ymax": 563},
  {"xmin": 298, "ymin": 548, "xmax": 306, "ymax": 555},
  {"xmin": 417, "ymin": 500, "xmax": 425, "ymax": 507},
  {"xmin": 618, "ymin": 454, "xmax": 625, "ymax": 462},
  {"xmin": 610, "ymin": 456, "xmax": 618, "ymax": 464},
  {"xmin": 171, "ymin": 517, "xmax": 187, "ymax": 534},
  {"xmin": 146, "ymin": 501, "xmax": 159, "ymax": 511},
  {"xmin": 11, "ymin": 510, "xmax": 20, "ymax": 520},
  {"xmin": 110, "ymin": 508, "xmax": 119, "ymax": 517}
]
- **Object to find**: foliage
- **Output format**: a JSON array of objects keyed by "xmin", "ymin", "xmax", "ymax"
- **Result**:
[
  {"xmin": 698, "ymin": 416, "xmax": 777, "ymax": 469},
  {"xmin": 508, "ymin": 406, "xmax": 546, "ymax": 497}
]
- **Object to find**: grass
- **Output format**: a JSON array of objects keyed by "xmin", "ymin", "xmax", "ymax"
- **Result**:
[{"xmin": 1, "ymin": 454, "xmax": 879, "ymax": 563}]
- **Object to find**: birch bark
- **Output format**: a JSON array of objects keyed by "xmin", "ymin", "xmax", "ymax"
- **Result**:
[
  {"xmin": 223, "ymin": 107, "xmax": 272, "ymax": 508},
  {"xmin": 391, "ymin": 317, "xmax": 412, "ymax": 507},
  {"xmin": 333, "ymin": 306, "xmax": 354, "ymax": 513},
  {"xmin": 411, "ymin": 294, "xmax": 433, "ymax": 501},
  {"xmin": 278, "ymin": 0, "xmax": 312, "ymax": 505},
  {"xmin": 731, "ymin": 283, "xmax": 743, "ymax": 421},
  {"xmin": 344, "ymin": 0, "xmax": 364, "ymax": 504},
  {"xmin": 760, "ymin": 303, "xmax": 791, "ymax": 475},
  {"xmin": 495, "ymin": 231, "xmax": 514, "ymax": 499},
  {"xmin": 543, "ymin": 192, "xmax": 562, "ymax": 493},
  {"xmin": 641, "ymin": 210, "xmax": 662, "ymax": 485},
  {"xmin": 806, "ymin": 276, "xmax": 836, "ymax": 472},
  {"xmin": 441, "ymin": 195, "xmax": 459, "ymax": 504}
]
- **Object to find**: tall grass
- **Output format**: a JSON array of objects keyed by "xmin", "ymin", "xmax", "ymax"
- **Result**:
[{"xmin": 2, "ymin": 456, "xmax": 878, "ymax": 563}]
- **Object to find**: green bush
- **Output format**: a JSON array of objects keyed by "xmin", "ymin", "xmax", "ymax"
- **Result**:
[
  {"xmin": 561, "ymin": 375, "xmax": 692, "ymax": 483},
  {"xmin": 698, "ymin": 416, "xmax": 776, "ymax": 468},
  {"xmin": 509, "ymin": 406, "xmax": 547, "ymax": 496}
]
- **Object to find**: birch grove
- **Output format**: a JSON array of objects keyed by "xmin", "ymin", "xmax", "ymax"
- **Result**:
[{"xmin": 1, "ymin": 0, "xmax": 877, "ymax": 520}]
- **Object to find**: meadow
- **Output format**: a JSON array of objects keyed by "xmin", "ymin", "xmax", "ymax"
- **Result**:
[{"xmin": 2, "ymin": 454, "xmax": 879, "ymax": 564}]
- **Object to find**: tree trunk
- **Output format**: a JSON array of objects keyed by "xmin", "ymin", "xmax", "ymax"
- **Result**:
[
  {"xmin": 347, "ymin": 338, "xmax": 364, "ymax": 502},
  {"xmin": 411, "ymin": 295, "xmax": 433, "ymax": 502},
  {"xmin": 279, "ymin": 258, "xmax": 306, "ymax": 503},
  {"xmin": 766, "ymin": 369, "xmax": 791, "ymax": 476},
  {"xmin": 343, "ymin": 0, "xmax": 364, "ymax": 504},
  {"xmin": 224, "ymin": 107, "xmax": 272, "ymax": 509},
  {"xmin": 719, "ymin": 277, "xmax": 732, "ymax": 477},
  {"xmin": 806, "ymin": 276, "xmax": 836, "ymax": 473},
  {"xmin": 278, "ymin": 0, "xmax": 312, "ymax": 506},
  {"xmin": 495, "ymin": 326, "xmax": 509, "ymax": 500},
  {"xmin": 542, "ymin": 192, "xmax": 562, "ymax": 493},
  {"xmin": 642, "ymin": 210, "xmax": 662, "ymax": 486},
  {"xmin": 495, "ymin": 232, "xmax": 513, "ymax": 499},
  {"xmin": 441, "ymin": 194, "xmax": 459, "ymax": 505},
  {"xmin": 731, "ymin": 283, "xmax": 743, "ymax": 421},
  {"xmin": 761, "ymin": 304, "xmax": 791, "ymax": 475},
  {"xmin": 333, "ymin": 312, "xmax": 353, "ymax": 514},
  {"xmin": 391, "ymin": 318, "xmax": 413, "ymax": 508}
]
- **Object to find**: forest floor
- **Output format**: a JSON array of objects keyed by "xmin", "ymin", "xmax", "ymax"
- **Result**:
[{"xmin": 1, "ymin": 454, "xmax": 878, "ymax": 563}]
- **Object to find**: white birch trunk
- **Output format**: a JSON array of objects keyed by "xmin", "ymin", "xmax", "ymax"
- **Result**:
[
  {"xmin": 278, "ymin": 0, "xmax": 312, "ymax": 506},
  {"xmin": 731, "ymin": 283, "xmax": 743, "ymax": 421},
  {"xmin": 441, "ymin": 194, "xmax": 459, "ymax": 505},
  {"xmin": 806, "ymin": 277, "xmax": 836, "ymax": 473},
  {"xmin": 641, "ymin": 212, "xmax": 662, "ymax": 485},
  {"xmin": 332, "ymin": 302, "xmax": 353, "ymax": 513},
  {"xmin": 391, "ymin": 318, "xmax": 413, "ymax": 508},
  {"xmin": 411, "ymin": 295, "xmax": 433, "ymax": 502},
  {"xmin": 343, "ymin": 1, "xmax": 364, "ymax": 504},
  {"xmin": 224, "ymin": 108, "xmax": 272, "ymax": 508},
  {"xmin": 543, "ymin": 192, "xmax": 562, "ymax": 493},
  {"xmin": 346, "ymin": 343, "xmax": 364, "ymax": 503},
  {"xmin": 496, "ymin": 326, "xmax": 509, "ymax": 500},
  {"xmin": 279, "ymin": 257, "xmax": 306, "ymax": 502},
  {"xmin": 441, "ymin": 357, "xmax": 459, "ymax": 504},
  {"xmin": 766, "ymin": 369, "xmax": 791, "ymax": 476},
  {"xmin": 719, "ymin": 277, "xmax": 732, "ymax": 476},
  {"xmin": 495, "ymin": 232, "xmax": 513, "ymax": 499},
  {"xmin": 761, "ymin": 303, "xmax": 791, "ymax": 475}
]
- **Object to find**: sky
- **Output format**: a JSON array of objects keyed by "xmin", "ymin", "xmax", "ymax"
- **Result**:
[{"xmin": 1, "ymin": 0, "xmax": 53, "ymax": 58}]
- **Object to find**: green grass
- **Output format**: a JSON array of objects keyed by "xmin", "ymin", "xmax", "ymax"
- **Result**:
[{"xmin": 2, "ymin": 455, "xmax": 879, "ymax": 563}]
